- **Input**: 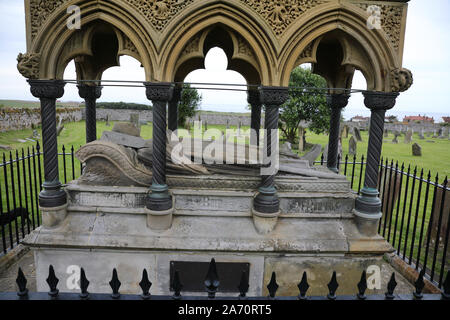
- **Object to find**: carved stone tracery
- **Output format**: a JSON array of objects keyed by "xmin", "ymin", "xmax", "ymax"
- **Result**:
[
  {"xmin": 125, "ymin": 0, "xmax": 194, "ymax": 32},
  {"xmin": 356, "ymin": 3, "xmax": 403, "ymax": 51},
  {"xmin": 29, "ymin": 0, "xmax": 68, "ymax": 40},
  {"xmin": 239, "ymin": 0, "xmax": 327, "ymax": 37}
]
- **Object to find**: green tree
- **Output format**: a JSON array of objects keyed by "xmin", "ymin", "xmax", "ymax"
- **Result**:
[
  {"xmin": 178, "ymin": 84, "xmax": 202, "ymax": 127},
  {"xmin": 279, "ymin": 66, "xmax": 329, "ymax": 144}
]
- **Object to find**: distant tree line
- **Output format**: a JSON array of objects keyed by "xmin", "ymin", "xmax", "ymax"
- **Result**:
[{"xmin": 94, "ymin": 102, "xmax": 153, "ymax": 110}]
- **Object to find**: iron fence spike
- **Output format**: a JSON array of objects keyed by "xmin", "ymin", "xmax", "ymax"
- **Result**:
[
  {"xmin": 297, "ymin": 271, "xmax": 309, "ymax": 300},
  {"xmin": 267, "ymin": 272, "xmax": 279, "ymax": 299},
  {"xmin": 46, "ymin": 265, "xmax": 59, "ymax": 297},
  {"xmin": 172, "ymin": 270, "xmax": 183, "ymax": 299},
  {"xmin": 442, "ymin": 270, "xmax": 450, "ymax": 300},
  {"xmin": 413, "ymin": 269, "xmax": 425, "ymax": 299},
  {"xmin": 238, "ymin": 270, "xmax": 249, "ymax": 299},
  {"xmin": 357, "ymin": 271, "xmax": 367, "ymax": 300},
  {"xmin": 16, "ymin": 268, "xmax": 28, "ymax": 297},
  {"xmin": 109, "ymin": 268, "xmax": 121, "ymax": 299},
  {"xmin": 139, "ymin": 269, "xmax": 152, "ymax": 299},
  {"xmin": 327, "ymin": 271, "xmax": 339, "ymax": 300},
  {"xmin": 79, "ymin": 268, "xmax": 90, "ymax": 299},
  {"xmin": 385, "ymin": 273, "xmax": 397, "ymax": 300},
  {"xmin": 205, "ymin": 258, "xmax": 220, "ymax": 299}
]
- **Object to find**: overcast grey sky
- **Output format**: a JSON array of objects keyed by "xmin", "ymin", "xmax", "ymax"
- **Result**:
[{"xmin": 0, "ymin": 1, "xmax": 449, "ymax": 121}]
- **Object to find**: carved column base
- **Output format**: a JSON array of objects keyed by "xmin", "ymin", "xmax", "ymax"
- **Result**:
[
  {"xmin": 146, "ymin": 207, "xmax": 174, "ymax": 231},
  {"xmin": 38, "ymin": 181, "xmax": 67, "ymax": 208},
  {"xmin": 253, "ymin": 186, "xmax": 279, "ymax": 214},
  {"xmin": 252, "ymin": 208, "xmax": 279, "ymax": 235},
  {"xmin": 40, "ymin": 203, "xmax": 68, "ymax": 228},
  {"xmin": 147, "ymin": 184, "xmax": 173, "ymax": 212},
  {"xmin": 354, "ymin": 187, "xmax": 382, "ymax": 236}
]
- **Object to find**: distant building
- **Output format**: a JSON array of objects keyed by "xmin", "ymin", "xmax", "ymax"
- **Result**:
[
  {"xmin": 443, "ymin": 117, "xmax": 450, "ymax": 123},
  {"xmin": 402, "ymin": 115, "xmax": 434, "ymax": 124},
  {"xmin": 350, "ymin": 115, "xmax": 369, "ymax": 123}
]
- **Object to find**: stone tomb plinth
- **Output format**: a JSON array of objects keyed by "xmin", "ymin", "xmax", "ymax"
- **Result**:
[{"xmin": 24, "ymin": 173, "xmax": 394, "ymax": 296}]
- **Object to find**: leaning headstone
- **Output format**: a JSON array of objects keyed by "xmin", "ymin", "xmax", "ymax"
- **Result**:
[
  {"xmin": 105, "ymin": 114, "xmax": 110, "ymax": 127},
  {"xmin": 343, "ymin": 125, "xmax": 349, "ymax": 139},
  {"xmin": 412, "ymin": 143, "xmax": 422, "ymax": 156},
  {"xmin": 404, "ymin": 130, "xmax": 412, "ymax": 143},
  {"xmin": 300, "ymin": 144, "xmax": 322, "ymax": 167},
  {"xmin": 439, "ymin": 127, "xmax": 447, "ymax": 139},
  {"xmin": 353, "ymin": 127, "xmax": 362, "ymax": 142},
  {"xmin": 348, "ymin": 136, "xmax": 357, "ymax": 155},
  {"xmin": 130, "ymin": 113, "xmax": 140, "ymax": 128},
  {"xmin": 298, "ymin": 127, "xmax": 305, "ymax": 152},
  {"xmin": 384, "ymin": 129, "xmax": 389, "ymax": 138},
  {"xmin": 101, "ymin": 131, "xmax": 146, "ymax": 149},
  {"xmin": 112, "ymin": 122, "xmax": 141, "ymax": 137}
]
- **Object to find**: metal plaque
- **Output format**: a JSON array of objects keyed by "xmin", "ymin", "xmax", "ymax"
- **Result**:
[{"xmin": 169, "ymin": 261, "xmax": 250, "ymax": 293}]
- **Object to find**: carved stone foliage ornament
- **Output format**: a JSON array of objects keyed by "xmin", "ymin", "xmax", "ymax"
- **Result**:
[
  {"xmin": 125, "ymin": 0, "xmax": 194, "ymax": 32},
  {"xmin": 17, "ymin": 53, "xmax": 41, "ymax": 79},
  {"xmin": 356, "ymin": 3, "xmax": 403, "ymax": 51},
  {"xmin": 30, "ymin": 0, "xmax": 68, "ymax": 40},
  {"xmin": 390, "ymin": 68, "xmax": 413, "ymax": 92},
  {"xmin": 240, "ymin": 0, "xmax": 327, "ymax": 37}
]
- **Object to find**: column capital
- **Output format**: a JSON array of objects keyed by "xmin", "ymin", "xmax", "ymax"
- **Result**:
[
  {"xmin": 259, "ymin": 86, "xmax": 289, "ymax": 106},
  {"xmin": 247, "ymin": 89, "xmax": 261, "ymax": 106},
  {"xmin": 28, "ymin": 79, "xmax": 65, "ymax": 99},
  {"xmin": 363, "ymin": 91, "xmax": 399, "ymax": 111},
  {"xmin": 77, "ymin": 84, "xmax": 102, "ymax": 100},
  {"xmin": 326, "ymin": 93, "xmax": 350, "ymax": 109},
  {"xmin": 144, "ymin": 82, "xmax": 174, "ymax": 102}
]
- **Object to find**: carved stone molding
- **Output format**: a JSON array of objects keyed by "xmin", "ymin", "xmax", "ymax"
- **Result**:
[
  {"xmin": 28, "ymin": 80, "xmax": 65, "ymax": 99},
  {"xmin": 259, "ymin": 86, "xmax": 289, "ymax": 106},
  {"xmin": 17, "ymin": 53, "xmax": 41, "ymax": 79},
  {"xmin": 144, "ymin": 82, "xmax": 174, "ymax": 102},
  {"xmin": 355, "ymin": 2, "xmax": 403, "ymax": 52},
  {"xmin": 363, "ymin": 91, "xmax": 399, "ymax": 111},
  {"xmin": 123, "ymin": 37, "xmax": 139, "ymax": 55},
  {"xmin": 390, "ymin": 68, "xmax": 413, "ymax": 92},
  {"xmin": 29, "ymin": 0, "xmax": 68, "ymax": 40},
  {"xmin": 236, "ymin": 35, "xmax": 255, "ymax": 60},
  {"xmin": 181, "ymin": 33, "xmax": 202, "ymax": 56},
  {"xmin": 125, "ymin": 0, "xmax": 194, "ymax": 32},
  {"xmin": 239, "ymin": 0, "xmax": 327, "ymax": 37}
]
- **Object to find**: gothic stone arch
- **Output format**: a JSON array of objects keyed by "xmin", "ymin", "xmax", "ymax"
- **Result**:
[{"xmin": 18, "ymin": 0, "xmax": 412, "ymax": 92}]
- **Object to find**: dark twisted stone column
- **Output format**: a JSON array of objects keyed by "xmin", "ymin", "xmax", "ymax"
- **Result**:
[
  {"xmin": 354, "ymin": 91, "xmax": 399, "ymax": 235},
  {"xmin": 248, "ymin": 89, "xmax": 262, "ymax": 147},
  {"xmin": 78, "ymin": 85, "xmax": 102, "ymax": 143},
  {"xmin": 28, "ymin": 80, "xmax": 66, "ymax": 208},
  {"xmin": 168, "ymin": 86, "xmax": 182, "ymax": 132},
  {"xmin": 253, "ymin": 86, "xmax": 289, "ymax": 214},
  {"xmin": 145, "ymin": 82, "xmax": 174, "ymax": 211},
  {"xmin": 326, "ymin": 94, "xmax": 350, "ymax": 173}
]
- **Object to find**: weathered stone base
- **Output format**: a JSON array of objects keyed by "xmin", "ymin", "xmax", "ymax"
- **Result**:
[{"xmin": 23, "ymin": 178, "xmax": 395, "ymax": 296}]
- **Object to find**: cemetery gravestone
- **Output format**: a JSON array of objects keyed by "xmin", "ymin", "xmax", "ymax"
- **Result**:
[
  {"xmin": 348, "ymin": 136, "xmax": 357, "ymax": 155},
  {"xmin": 412, "ymin": 143, "xmax": 422, "ymax": 156},
  {"xmin": 404, "ymin": 130, "xmax": 412, "ymax": 143},
  {"xmin": 353, "ymin": 127, "xmax": 362, "ymax": 142}
]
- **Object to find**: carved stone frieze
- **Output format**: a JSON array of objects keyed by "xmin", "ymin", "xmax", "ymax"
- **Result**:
[
  {"xmin": 355, "ymin": 2, "xmax": 403, "ymax": 51},
  {"xmin": 237, "ymin": 35, "xmax": 255, "ymax": 60},
  {"xmin": 17, "ymin": 53, "xmax": 41, "ymax": 79},
  {"xmin": 239, "ymin": 0, "xmax": 327, "ymax": 37},
  {"xmin": 125, "ymin": 0, "xmax": 194, "ymax": 32},
  {"xmin": 29, "ymin": 0, "xmax": 68, "ymax": 40}
]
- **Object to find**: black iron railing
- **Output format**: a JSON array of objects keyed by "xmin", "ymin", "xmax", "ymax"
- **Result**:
[
  {"xmin": 1, "ymin": 259, "xmax": 448, "ymax": 300},
  {"xmin": 0, "ymin": 145, "xmax": 448, "ymax": 291}
]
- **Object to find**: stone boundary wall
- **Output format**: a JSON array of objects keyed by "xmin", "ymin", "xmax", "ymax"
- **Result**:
[
  {"xmin": 343, "ymin": 121, "xmax": 444, "ymax": 133},
  {"xmin": 0, "ymin": 108, "xmax": 82, "ymax": 132}
]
